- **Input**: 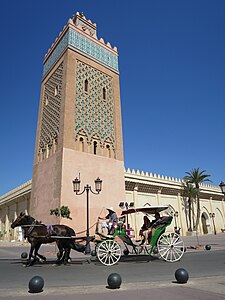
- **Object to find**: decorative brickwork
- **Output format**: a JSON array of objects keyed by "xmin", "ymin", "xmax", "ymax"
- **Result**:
[
  {"xmin": 38, "ymin": 62, "xmax": 64, "ymax": 159},
  {"xmin": 43, "ymin": 26, "xmax": 119, "ymax": 79},
  {"xmin": 75, "ymin": 60, "xmax": 115, "ymax": 153}
]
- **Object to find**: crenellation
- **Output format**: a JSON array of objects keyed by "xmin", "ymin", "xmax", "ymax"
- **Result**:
[{"xmin": 43, "ymin": 12, "xmax": 119, "ymax": 78}]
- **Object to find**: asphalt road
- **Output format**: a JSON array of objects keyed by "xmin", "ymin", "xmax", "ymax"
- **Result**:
[{"xmin": 0, "ymin": 246, "xmax": 225, "ymax": 290}]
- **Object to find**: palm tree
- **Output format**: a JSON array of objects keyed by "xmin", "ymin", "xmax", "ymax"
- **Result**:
[
  {"xmin": 183, "ymin": 182, "xmax": 199, "ymax": 231},
  {"xmin": 183, "ymin": 168, "xmax": 212, "ymax": 232}
]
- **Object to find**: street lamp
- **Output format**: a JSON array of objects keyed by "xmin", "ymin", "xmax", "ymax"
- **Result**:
[
  {"xmin": 174, "ymin": 211, "xmax": 179, "ymax": 228},
  {"xmin": 219, "ymin": 181, "xmax": 225, "ymax": 195},
  {"xmin": 72, "ymin": 177, "xmax": 102, "ymax": 254},
  {"xmin": 119, "ymin": 202, "xmax": 134, "ymax": 228},
  {"xmin": 209, "ymin": 212, "xmax": 216, "ymax": 235}
]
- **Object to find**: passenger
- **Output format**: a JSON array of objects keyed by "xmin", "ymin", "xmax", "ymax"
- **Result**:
[
  {"xmin": 139, "ymin": 216, "xmax": 151, "ymax": 244},
  {"xmin": 141, "ymin": 212, "xmax": 162, "ymax": 246},
  {"xmin": 99, "ymin": 207, "xmax": 118, "ymax": 234}
]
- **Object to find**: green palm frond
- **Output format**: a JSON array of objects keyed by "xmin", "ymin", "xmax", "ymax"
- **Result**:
[{"xmin": 183, "ymin": 168, "xmax": 212, "ymax": 187}]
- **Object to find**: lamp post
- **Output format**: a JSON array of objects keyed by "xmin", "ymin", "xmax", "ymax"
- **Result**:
[
  {"xmin": 119, "ymin": 202, "xmax": 134, "ymax": 229},
  {"xmin": 219, "ymin": 181, "xmax": 225, "ymax": 195},
  {"xmin": 174, "ymin": 211, "xmax": 179, "ymax": 228},
  {"xmin": 219, "ymin": 181, "xmax": 225, "ymax": 232},
  {"xmin": 72, "ymin": 177, "xmax": 102, "ymax": 254},
  {"xmin": 209, "ymin": 212, "xmax": 216, "ymax": 235}
]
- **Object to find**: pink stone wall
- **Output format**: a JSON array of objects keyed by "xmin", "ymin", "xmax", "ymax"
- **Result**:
[
  {"xmin": 30, "ymin": 150, "xmax": 62, "ymax": 224},
  {"xmin": 60, "ymin": 148, "xmax": 125, "ymax": 235}
]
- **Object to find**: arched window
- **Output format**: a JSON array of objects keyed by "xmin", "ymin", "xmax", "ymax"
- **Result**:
[
  {"xmin": 93, "ymin": 141, "xmax": 97, "ymax": 155},
  {"xmin": 45, "ymin": 95, "xmax": 49, "ymax": 106},
  {"xmin": 84, "ymin": 79, "xmax": 88, "ymax": 92},
  {"xmin": 103, "ymin": 87, "xmax": 106, "ymax": 100},
  {"xmin": 79, "ymin": 137, "xmax": 84, "ymax": 152},
  {"xmin": 54, "ymin": 85, "xmax": 59, "ymax": 96},
  {"xmin": 106, "ymin": 144, "xmax": 111, "ymax": 158}
]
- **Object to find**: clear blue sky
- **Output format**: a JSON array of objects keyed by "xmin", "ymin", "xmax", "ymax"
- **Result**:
[{"xmin": 1, "ymin": 0, "xmax": 225, "ymax": 195}]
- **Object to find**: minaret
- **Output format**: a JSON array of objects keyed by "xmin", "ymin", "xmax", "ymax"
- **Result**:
[{"xmin": 30, "ymin": 12, "xmax": 125, "ymax": 231}]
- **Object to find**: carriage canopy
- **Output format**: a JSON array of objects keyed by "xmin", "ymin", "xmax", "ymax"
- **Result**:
[{"xmin": 121, "ymin": 205, "xmax": 169, "ymax": 216}]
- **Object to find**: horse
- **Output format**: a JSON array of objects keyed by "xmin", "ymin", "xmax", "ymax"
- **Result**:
[{"xmin": 11, "ymin": 212, "xmax": 85, "ymax": 266}]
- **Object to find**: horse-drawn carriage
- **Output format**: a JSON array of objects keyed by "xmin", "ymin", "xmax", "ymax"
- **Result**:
[{"xmin": 11, "ymin": 205, "xmax": 185, "ymax": 266}]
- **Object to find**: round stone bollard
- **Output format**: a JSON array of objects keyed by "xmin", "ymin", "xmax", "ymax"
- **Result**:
[
  {"xmin": 28, "ymin": 276, "xmax": 44, "ymax": 293},
  {"xmin": 107, "ymin": 273, "xmax": 122, "ymax": 289},
  {"xmin": 21, "ymin": 252, "xmax": 28, "ymax": 259},
  {"xmin": 175, "ymin": 268, "xmax": 189, "ymax": 284},
  {"xmin": 205, "ymin": 244, "xmax": 211, "ymax": 250}
]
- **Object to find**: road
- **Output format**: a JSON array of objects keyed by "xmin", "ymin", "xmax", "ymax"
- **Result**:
[{"xmin": 0, "ymin": 245, "xmax": 225, "ymax": 290}]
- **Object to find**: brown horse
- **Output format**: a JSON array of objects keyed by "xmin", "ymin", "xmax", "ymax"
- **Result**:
[{"xmin": 11, "ymin": 213, "xmax": 85, "ymax": 266}]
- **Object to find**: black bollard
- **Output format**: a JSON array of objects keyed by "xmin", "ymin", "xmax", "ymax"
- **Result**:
[
  {"xmin": 175, "ymin": 268, "xmax": 189, "ymax": 284},
  {"xmin": 21, "ymin": 252, "xmax": 28, "ymax": 259},
  {"xmin": 205, "ymin": 244, "xmax": 211, "ymax": 250},
  {"xmin": 28, "ymin": 276, "xmax": 44, "ymax": 293},
  {"xmin": 107, "ymin": 273, "xmax": 122, "ymax": 289}
]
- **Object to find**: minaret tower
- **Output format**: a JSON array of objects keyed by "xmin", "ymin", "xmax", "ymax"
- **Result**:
[{"xmin": 30, "ymin": 12, "xmax": 125, "ymax": 231}]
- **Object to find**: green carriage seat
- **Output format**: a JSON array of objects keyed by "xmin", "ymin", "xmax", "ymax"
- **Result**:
[{"xmin": 149, "ymin": 216, "xmax": 173, "ymax": 254}]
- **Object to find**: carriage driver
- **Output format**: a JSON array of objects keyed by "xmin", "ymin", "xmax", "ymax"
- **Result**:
[{"xmin": 99, "ymin": 207, "xmax": 118, "ymax": 234}]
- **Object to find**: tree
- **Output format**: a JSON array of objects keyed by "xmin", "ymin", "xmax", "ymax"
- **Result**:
[
  {"xmin": 183, "ymin": 182, "xmax": 199, "ymax": 231},
  {"xmin": 183, "ymin": 168, "xmax": 211, "ymax": 231},
  {"xmin": 50, "ymin": 205, "xmax": 72, "ymax": 220}
]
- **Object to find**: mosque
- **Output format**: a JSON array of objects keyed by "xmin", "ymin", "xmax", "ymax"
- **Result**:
[{"xmin": 0, "ymin": 12, "xmax": 224, "ymax": 242}]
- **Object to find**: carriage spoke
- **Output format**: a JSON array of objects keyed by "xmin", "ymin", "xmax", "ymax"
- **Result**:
[
  {"xmin": 96, "ymin": 240, "xmax": 121, "ymax": 266},
  {"xmin": 157, "ymin": 233, "xmax": 185, "ymax": 262}
]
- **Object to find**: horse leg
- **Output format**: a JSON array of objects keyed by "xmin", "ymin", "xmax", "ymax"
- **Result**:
[
  {"xmin": 26, "ymin": 243, "xmax": 36, "ymax": 266},
  {"xmin": 63, "ymin": 247, "xmax": 71, "ymax": 265},
  {"xmin": 55, "ymin": 241, "xmax": 64, "ymax": 265},
  {"xmin": 34, "ymin": 244, "xmax": 46, "ymax": 262}
]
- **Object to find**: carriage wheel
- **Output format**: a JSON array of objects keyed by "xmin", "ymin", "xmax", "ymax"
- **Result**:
[
  {"xmin": 157, "ymin": 233, "xmax": 184, "ymax": 262},
  {"xmin": 96, "ymin": 240, "xmax": 121, "ymax": 266}
]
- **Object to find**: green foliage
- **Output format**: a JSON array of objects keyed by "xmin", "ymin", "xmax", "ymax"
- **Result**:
[
  {"xmin": 183, "ymin": 168, "xmax": 211, "ymax": 232},
  {"xmin": 183, "ymin": 168, "xmax": 212, "ymax": 189},
  {"xmin": 183, "ymin": 182, "xmax": 199, "ymax": 231},
  {"xmin": 50, "ymin": 206, "xmax": 72, "ymax": 220}
]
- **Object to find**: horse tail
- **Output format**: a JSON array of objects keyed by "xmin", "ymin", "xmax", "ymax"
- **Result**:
[{"xmin": 69, "ymin": 240, "xmax": 85, "ymax": 253}]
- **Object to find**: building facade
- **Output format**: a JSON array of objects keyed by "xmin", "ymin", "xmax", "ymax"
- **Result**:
[
  {"xmin": 0, "ymin": 171, "xmax": 224, "ymax": 241},
  {"xmin": 0, "ymin": 13, "xmax": 224, "ymax": 241}
]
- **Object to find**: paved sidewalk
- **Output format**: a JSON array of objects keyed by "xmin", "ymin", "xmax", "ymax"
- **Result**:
[
  {"xmin": 0, "ymin": 276, "xmax": 225, "ymax": 299},
  {"xmin": 1, "ymin": 232, "xmax": 225, "ymax": 253}
]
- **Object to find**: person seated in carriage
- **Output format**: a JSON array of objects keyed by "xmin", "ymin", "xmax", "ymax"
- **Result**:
[
  {"xmin": 139, "ymin": 215, "xmax": 151, "ymax": 242},
  {"xmin": 99, "ymin": 207, "xmax": 118, "ymax": 235},
  {"xmin": 140, "ymin": 212, "xmax": 162, "ymax": 246}
]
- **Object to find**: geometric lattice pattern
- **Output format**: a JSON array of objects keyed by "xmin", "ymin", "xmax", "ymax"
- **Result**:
[
  {"xmin": 75, "ymin": 60, "xmax": 115, "ymax": 149},
  {"xmin": 69, "ymin": 29, "xmax": 118, "ymax": 73},
  {"xmin": 43, "ymin": 28, "xmax": 118, "ymax": 79},
  {"xmin": 39, "ymin": 62, "xmax": 64, "ymax": 153}
]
